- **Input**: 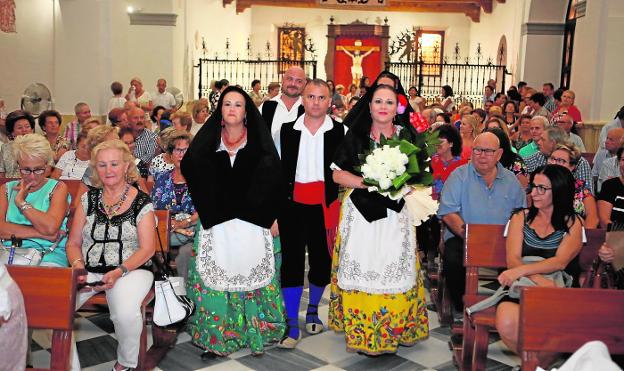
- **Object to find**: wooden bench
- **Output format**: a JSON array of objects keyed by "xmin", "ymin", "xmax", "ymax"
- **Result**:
[
  {"xmin": 458, "ymin": 225, "xmax": 607, "ymax": 371},
  {"xmin": 79, "ymin": 209, "xmax": 170, "ymax": 370},
  {"xmin": 519, "ymin": 286, "xmax": 624, "ymax": 371},
  {"xmin": 429, "ymin": 224, "xmax": 454, "ymax": 326},
  {"xmin": 6, "ymin": 266, "xmax": 80, "ymax": 371}
]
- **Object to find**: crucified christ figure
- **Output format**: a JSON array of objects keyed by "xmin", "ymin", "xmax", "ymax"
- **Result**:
[{"xmin": 338, "ymin": 46, "xmax": 375, "ymax": 86}]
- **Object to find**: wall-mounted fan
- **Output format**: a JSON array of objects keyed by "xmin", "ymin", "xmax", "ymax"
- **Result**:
[
  {"xmin": 167, "ymin": 86, "xmax": 184, "ymax": 110},
  {"xmin": 21, "ymin": 83, "xmax": 53, "ymax": 117}
]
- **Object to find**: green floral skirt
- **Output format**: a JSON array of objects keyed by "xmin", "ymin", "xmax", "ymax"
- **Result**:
[{"xmin": 187, "ymin": 238, "xmax": 286, "ymax": 355}]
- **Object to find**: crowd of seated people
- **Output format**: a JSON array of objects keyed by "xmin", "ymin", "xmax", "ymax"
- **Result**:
[{"xmin": 2, "ymin": 72, "xmax": 624, "ymax": 371}]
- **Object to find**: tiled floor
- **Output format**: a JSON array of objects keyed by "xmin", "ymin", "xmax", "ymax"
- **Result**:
[{"xmin": 31, "ymin": 274, "xmax": 520, "ymax": 370}]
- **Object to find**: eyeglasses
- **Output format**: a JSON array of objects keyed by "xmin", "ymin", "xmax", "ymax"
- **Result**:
[
  {"xmin": 19, "ymin": 167, "xmax": 46, "ymax": 175},
  {"xmin": 527, "ymin": 183, "xmax": 552, "ymax": 195},
  {"xmin": 472, "ymin": 147, "xmax": 498, "ymax": 156},
  {"xmin": 173, "ymin": 147, "xmax": 188, "ymax": 155},
  {"xmin": 547, "ymin": 156, "xmax": 569, "ymax": 165}
]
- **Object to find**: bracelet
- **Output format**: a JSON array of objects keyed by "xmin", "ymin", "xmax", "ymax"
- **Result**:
[
  {"xmin": 18, "ymin": 202, "xmax": 33, "ymax": 212},
  {"xmin": 71, "ymin": 258, "xmax": 84, "ymax": 267}
]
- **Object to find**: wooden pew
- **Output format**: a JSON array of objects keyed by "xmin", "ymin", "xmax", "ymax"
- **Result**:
[
  {"xmin": 429, "ymin": 224, "xmax": 454, "ymax": 326},
  {"xmin": 460, "ymin": 225, "xmax": 608, "ymax": 371},
  {"xmin": 79, "ymin": 209, "xmax": 170, "ymax": 370},
  {"xmin": 6, "ymin": 266, "xmax": 80, "ymax": 371},
  {"xmin": 519, "ymin": 287, "xmax": 624, "ymax": 371}
]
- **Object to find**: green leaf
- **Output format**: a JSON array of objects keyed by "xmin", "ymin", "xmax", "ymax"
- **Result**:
[
  {"xmin": 419, "ymin": 172, "xmax": 434, "ymax": 185},
  {"xmin": 399, "ymin": 140, "xmax": 418, "ymax": 156},
  {"xmin": 407, "ymin": 154, "xmax": 421, "ymax": 174},
  {"xmin": 392, "ymin": 172, "xmax": 411, "ymax": 189}
]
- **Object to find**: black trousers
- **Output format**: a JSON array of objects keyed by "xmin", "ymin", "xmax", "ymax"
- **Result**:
[
  {"xmin": 443, "ymin": 236, "xmax": 465, "ymax": 312},
  {"xmin": 279, "ymin": 201, "xmax": 332, "ymax": 288}
]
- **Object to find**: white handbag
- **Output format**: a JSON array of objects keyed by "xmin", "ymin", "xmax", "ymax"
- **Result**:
[
  {"xmin": 153, "ymin": 276, "xmax": 194, "ymax": 327},
  {"xmin": 0, "ymin": 235, "xmax": 64, "ymax": 266}
]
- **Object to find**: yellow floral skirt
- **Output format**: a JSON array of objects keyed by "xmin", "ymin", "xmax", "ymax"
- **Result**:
[{"xmin": 328, "ymin": 202, "xmax": 429, "ymax": 355}]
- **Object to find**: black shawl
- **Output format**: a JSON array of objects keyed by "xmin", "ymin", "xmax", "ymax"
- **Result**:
[
  {"xmin": 333, "ymin": 76, "xmax": 423, "ymax": 222},
  {"xmin": 181, "ymin": 86, "xmax": 284, "ymax": 229}
]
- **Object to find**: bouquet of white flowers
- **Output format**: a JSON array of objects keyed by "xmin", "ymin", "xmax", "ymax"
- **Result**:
[{"xmin": 360, "ymin": 145, "xmax": 409, "ymax": 193}]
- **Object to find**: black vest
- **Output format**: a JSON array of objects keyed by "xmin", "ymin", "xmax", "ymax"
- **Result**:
[
  {"xmin": 280, "ymin": 117, "xmax": 344, "ymax": 207},
  {"xmin": 261, "ymin": 100, "xmax": 305, "ymax": 132}
]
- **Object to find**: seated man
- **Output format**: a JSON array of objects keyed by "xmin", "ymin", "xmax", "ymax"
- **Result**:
[
  {"xmin": 438, "ymin": 132, "xmax": 526, "ymax": 317},
  {"xmin": 525, "ymin": 126, "xmax": 594, "ymax": 194},
  {"xmin": 555, "ymin": 113, "xmax": 586, "ymax": 152},
  {"xmin": 518, "ymin": 116, "xmax": 548, "ymax": 158},
  {"xmin": 593, "ymin": 128, "xmax": 624, "ymax": 187}
]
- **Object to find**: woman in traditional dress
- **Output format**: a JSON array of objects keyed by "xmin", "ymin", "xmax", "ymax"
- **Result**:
[
  {"xmin": 329, "ymin": 83, "xmax": 429, "ymax": 355},
  {"xmin": 181, "ymin": 85, "xmax": 286, "ymax": 357}
]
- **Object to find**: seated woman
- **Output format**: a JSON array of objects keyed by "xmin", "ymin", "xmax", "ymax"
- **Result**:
[
  {"xmin": 510, "ymin": 114, "xmax": 533, "ymax": 151},
  {"xmin": 0, "ymin": 110, "xmax": 35, "ymax": 178},
  {"xmin": 51, "ymin": 131, "xmax": 90, "ymax": 180},
  {"xmin": 547, "ymin": 143, "xmax": 599, "ymax": 229},
  {"xmin": 148, "ymin": 128, "xmax": 175, "ymax": 183},
  {"xmin": 66, "ymin": 139, "xmax": 156, "ymax": 371},
  {"xmin": 597, "ymin": 146, "xmax": 624, "ymax": 228},
  {"xmin": 486, "ymin": 128, "xmax": 529, "ymax": 188},
  {"xmin": 0, "ymin": 133, "xmax": 70, "ymax": 267},
  {"xmin": 495, "ymin": 164, "xmax": 583, "ymax": 354},
  {"xmin": 150, "ymin": 130, "xmax": 196, "ymax": 282},
  {"xmin": 38, "ymin": 110, "xmax": 70, "ymax": 164},
  {"xmin": 118, "ymin": 127, "xmax": 149, "ymax": 179},
  {"xmin": 431, "ymin": 124, "xmax": 467, "ymax": 200}
]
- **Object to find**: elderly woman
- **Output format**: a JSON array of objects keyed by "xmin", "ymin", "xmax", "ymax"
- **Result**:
[
  {"xmin": 126, "ymin": 77, "xmax": 153, "ymax": 113},
  {"xmin": 148, "ymin": 127, "xmax": 176, "ymax": 183},
  {"xmin": 181, "ymin": 86, "xmax": 285, "ymax": 357},
  {"xmin": 0, "ymin": 110, "xmax": 35, "ymax": 177},
  {"xmin": 190, "ymin": 102, "xmax": 209, "ymax": 136},
  {"xmin": 171, "ymin": 111, "xmax": 193, "ymax": 132},
  {"xmin": 80, "ymin": 125, "xmax": 119, "ymax": 187},
  {"xmin": 51, "ymin": 131, "xmax": 90, "ymax": 180},
  {"xmin": 554, "ymin": 89, "xmax": 583, "ymax": 125},
  {"xmin": 66, "ymin": 139, "xmax": 156, "ymax": 371},
  {"xmin": 0, "ymin": 134, "xmax": 70, "ymax": 266},
  {"xmin": 547, "ymin": 143, "xmax": 599, "ymax": 229},
  {"xmin": 495, "ymin": 165, "xmax": 583, "ymax": 355},
  {"xmin": 329, "ymin": 83, "xmax": 429, "ymax": 355},
  {"xmin": 39, "ymin": 110, "xmax": 70, "ymax": 163},
  {"xmin": 150, "ymin": 130, "xmax": 195, "ymax": 281},
  {"xmin": 118, "ymin": 127, "xmax": 149, "ymax": 179},
  {"xmin": 431, "ymin": 124, "xmax": 468, "ymax": 200},
  {"xmin": 510, "ymin": 114, "xmax": 533, "ymax": 151}
]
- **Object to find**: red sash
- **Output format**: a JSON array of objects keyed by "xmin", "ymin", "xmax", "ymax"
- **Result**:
[{"xmin": 293, "ymin": 181, "xmax": 339, "ymax": 256}]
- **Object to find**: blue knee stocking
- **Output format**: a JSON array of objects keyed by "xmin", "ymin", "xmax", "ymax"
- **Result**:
[
  {"xmin": 306, "ymin": 284, "xmax": 325, "ymax": 325},
  {"xmin": 282, "ymin": 286, "xmax": 303, "ymax": 339}
]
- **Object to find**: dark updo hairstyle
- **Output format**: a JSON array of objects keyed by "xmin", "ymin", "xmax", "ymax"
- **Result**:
[
  {"xmin": 6, "ymin": 110, "xmax": 36, "ymax": 135},
  {"xmin": 436, "ymin": 124, "xmax": 463, "ymax": 157},
  {"xmin": 485, "ymin": 127, "xmax": 518, "ymax": 170},
  {"xmin": 38, "ymin": 110, "xmax": 62, "ymax": 131},
  {"xmin": 151, "ymin": 105, "xmax": 166, "ymax": 123},
  {"xmin": 527, "ymin": 164, "xmax": 577, "ymax": 232}
]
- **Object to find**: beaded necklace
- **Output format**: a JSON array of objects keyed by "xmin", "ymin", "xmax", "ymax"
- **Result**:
[
  {"xmin": 222, "ymin": 127, "xmax": 247, "ymax": 156},
  {"xmin": 99, "ymin": 183, "xmax": 131, "ymax": 217}
]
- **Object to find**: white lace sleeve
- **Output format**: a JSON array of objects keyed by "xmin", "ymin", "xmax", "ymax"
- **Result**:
[
  {"xmin": 80, "ymin": 192, "xmax": 89, "ymax": 215},
  {"xmin": 136, "ymin": 202, "xmax": 155, "ymax": 225}
]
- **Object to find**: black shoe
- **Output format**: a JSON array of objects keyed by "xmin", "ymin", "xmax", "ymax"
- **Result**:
[{"xmin": 201, "ymin": 351, "xmax": 217, "ymax": 360}]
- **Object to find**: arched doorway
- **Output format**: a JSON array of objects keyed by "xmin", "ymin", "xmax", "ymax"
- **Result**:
[{"xmin": 496, "ymin": 35, "xmax": 507, "ymax": 92}]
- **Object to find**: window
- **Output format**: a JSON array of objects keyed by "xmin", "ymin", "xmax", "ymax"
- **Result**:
[
  {"xmin": 417, "ymin": 30, "xmax": 444, "ymax": 76},
  {"xmin": 278, "ymin": 27, "xmax": 305, "ymax": 73}
]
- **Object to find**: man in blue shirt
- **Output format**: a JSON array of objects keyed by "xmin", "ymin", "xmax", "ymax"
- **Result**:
[{"xmin": 438, "ymin": 132, "xmax": 527, "ymax": 316}]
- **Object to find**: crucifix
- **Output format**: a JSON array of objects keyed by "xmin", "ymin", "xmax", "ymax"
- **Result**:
[{"xmin": 337, "ymin": 40, "xmax": 379, "ymax": 86}]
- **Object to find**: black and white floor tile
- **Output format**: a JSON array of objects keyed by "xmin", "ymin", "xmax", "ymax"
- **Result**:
[{"xmin": 31, "ymin": 275, "xmax": 519, "ymax": 370}]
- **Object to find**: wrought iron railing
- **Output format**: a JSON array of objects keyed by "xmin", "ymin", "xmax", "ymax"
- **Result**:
[
  {"xmin": 385, "ymin": 60, "xmax": 508, "ymax": 108},
  {"xmin": 196, "ymin": 58, "xmax": 317, "ymax": 99},
  {"xmin": 386, "ymin": 40, "xmax": 510, "ymax": 108}
]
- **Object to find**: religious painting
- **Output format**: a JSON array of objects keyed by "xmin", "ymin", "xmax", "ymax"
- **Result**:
[
  {"xmin": 334, "ymin": 37, "xmax": 381, "ymax": 90},
  {"xmin": 0, "ymin": 0, "xmax": 16, "ymax": 33},
  {"xmin": 278, "ymin": 26, "xmax": 305, "ymax": 73}
]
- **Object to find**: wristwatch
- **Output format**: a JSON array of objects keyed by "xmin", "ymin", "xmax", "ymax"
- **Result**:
[{"xmin": 119, "ymin": 264, "xmax": 129, "ymax": 277}]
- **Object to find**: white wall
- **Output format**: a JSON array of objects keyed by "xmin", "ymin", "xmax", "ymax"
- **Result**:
[
  {"xmin": 0, "ymin": 0, "xmax": 55, "ymax": 112},
  {"xmin": 249, "ymin": 6, "xmax": 472, "ymax": 80},
  {"xmin": 468, "ymin": 0, "xmax": 526, "ymax": 88},
  {"xmin": 571, "ymin": 0, "xmax": 624, "ymax": 121}
]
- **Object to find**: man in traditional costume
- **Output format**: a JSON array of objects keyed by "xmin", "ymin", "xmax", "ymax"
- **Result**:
[{"xmin": 276, "ymin": 79, "xmax": 346, "ymax": 348}]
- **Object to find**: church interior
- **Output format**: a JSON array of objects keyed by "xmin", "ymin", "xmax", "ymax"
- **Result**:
[{"xmin": 1, "ymin": 0, "xmax": 624, "ymax": 370}]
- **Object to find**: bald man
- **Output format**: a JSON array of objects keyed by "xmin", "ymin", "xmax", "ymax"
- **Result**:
[
  {"xmin": 593, "ymin": 128, "xmax": 624, "ymax": 180},
  {"xmin": 438, "ymin": 132, "xmax": 526, "ymax": 317},
  {"xmin": 260, "ymin": 66, "xmax": 307, "ymax": 142}
]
